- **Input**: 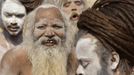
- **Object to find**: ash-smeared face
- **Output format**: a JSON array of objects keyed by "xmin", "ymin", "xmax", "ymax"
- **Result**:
[
  {"xmin": 33, "ymin": 7, "xmax": 66, "ymax": 47},
  {"xmin": 1, "ymin": 1, "xmax": 26, "ymax": 35},
  {"xmin": 62, "ymin": 0, "xmax": 84, "ymax": 22},
  {"xmin": 76, "ymin": 34, "xmax": 102, "ymax": 75}
]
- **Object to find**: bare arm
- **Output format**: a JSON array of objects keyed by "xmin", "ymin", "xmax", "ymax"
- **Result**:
[{"xmin": 0, "ymin": 50, "xmax": 20, "ymax": 75}]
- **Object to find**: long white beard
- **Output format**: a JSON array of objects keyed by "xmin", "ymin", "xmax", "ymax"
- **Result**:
[
  {"xmin": 28, "ymin": 44, "xmax": 67, "ymax": 75},
  {"xmin": 66, "ymin": 20, "xmax": 78, "ymax": 51}
]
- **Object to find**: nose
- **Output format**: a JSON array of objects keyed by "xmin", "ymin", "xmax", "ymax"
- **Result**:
[
  {"xmin": 10, "ymin": 22, "xmax": 17, "ymax": 26},
  {"xmin": 71, "ymin": 2, "xmax": 77, "ymax": 11},
  {"xmin": 76, "ymin": 65, "xmax": 85, "ymax": 75},
  {"xmin": 10, "ymin": 16, "xmax": 17, "ymax": 26},
  {"xmin": 71, "ymin": 8, "xmax": 77, "ymax": 11},
  {"xmin": 44, "ymin": 30, "xmax": 55, "ymax": 38}
]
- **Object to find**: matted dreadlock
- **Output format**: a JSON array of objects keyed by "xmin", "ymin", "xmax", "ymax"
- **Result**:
[
  {"xmin": 93, "ymin": 0, "xmax": 134, "ymax": 37},
  {"xmin": 93, "ymin": 0, "xmax": 134, "ymax": 74},
  {"xmin": 78, "ymin": 8, "xmax": 134, "ymax": 75}
]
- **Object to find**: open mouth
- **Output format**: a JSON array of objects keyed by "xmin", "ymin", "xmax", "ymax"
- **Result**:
[
  {"xmin": 41, "ymin": 39, "xmax": 58, "ymax": 47},
  {"xmin": 70, "ymin": 13, "xmax": 79, "ymax": 21},
  {"xmin": 7, "ymin": 26, "xmax": 20, "ymax": 32}
]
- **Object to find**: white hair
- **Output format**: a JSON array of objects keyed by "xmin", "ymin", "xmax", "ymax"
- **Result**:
[{"xmin": 22, "ymin": 4, "xmax": 70, "ymax": 51}]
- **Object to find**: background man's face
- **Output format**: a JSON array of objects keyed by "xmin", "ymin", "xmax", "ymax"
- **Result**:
[
  {"xmin": 33, "ymin": 7, "xmax": 66, "ymax": 47},
  {"xmin": 1, "ymin": 1, "xmax": 26, "ymax": 35},
  {"xmin": 62, "ymin": 0, "xmax": 84, "ymax": 22},
  {"xmin": 76, "ymin": 33, "xmax": 102, "ymax": 75}
]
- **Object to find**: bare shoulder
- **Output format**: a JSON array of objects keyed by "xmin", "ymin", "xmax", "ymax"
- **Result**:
[
  {"xmin": 0, "ymin": 46, "xmax": 31, "ymax": 75},
  {"xmin": 1, "ymin": 46, "xmax": 29, "ymax": 70},
  {"xmin": 1, "ymin": 46, "xmax": 28, "ymax": 66}
]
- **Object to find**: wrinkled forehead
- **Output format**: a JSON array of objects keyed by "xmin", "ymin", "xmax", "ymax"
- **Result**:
[
  {"xmin": 2, "ymin": 1, "xmax": 26, "ymax": 14},
  {"xmin": 35, "ymin": 7, "xmax": 64, "ymax": 22}
]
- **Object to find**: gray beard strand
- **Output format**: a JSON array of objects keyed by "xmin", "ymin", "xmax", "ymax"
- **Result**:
[
  {"xmin": 28, "ymin": 44, "xmax": 67, "ymax": 75},
  {"xmin": 66, "ymin": 21, "xmax": 78, "ymax": 50}
]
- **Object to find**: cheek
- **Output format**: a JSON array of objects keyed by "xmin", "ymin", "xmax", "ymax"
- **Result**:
[
  {"xmin": 88, "ymin": 56, "xmax": 101, "ymax": 71},
  {"xmin": 85, "ymin": 61, "xmax": 101, "ymax": 75},
  {"xmin": 56, "ymin": 29, "xmax": 65, "ymax": 39},
  {"xmin": 16, "ymin": 18, "xmax": 25, "ymax": 26},
  {"xmin": 2, "ymin": 16, "xmax": 10, "ymax": 24},
  {"xmin": 33, "ymin": 29, "xmax": 44, "ymax": 39}
]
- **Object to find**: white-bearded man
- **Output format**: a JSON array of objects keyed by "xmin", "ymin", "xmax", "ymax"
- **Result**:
[
  {"xmin": 61, "ymin": 0, "xmax": 88, "ymax": 48},
  {"xmin": 0, "ymin": 4, "xmax": 77, "ymax": 75},
  {"xmin": 0, "ymin": 0, "xmax": 26, "ymax": 61}
]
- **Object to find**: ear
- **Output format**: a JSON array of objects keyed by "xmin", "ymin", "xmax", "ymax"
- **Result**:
[{"xmin": 110, "ymin": 51, "xmax": 120, "ymax": 70}]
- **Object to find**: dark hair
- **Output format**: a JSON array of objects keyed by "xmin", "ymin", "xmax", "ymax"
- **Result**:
[
  {"xmin": 19, "ymin": 0, "xmax": 43, "ymax": 13},
  {"xmin": 93, "ymin": 1, "xmax": 134, "ymax": 74},
  {"xmin": 78, "ymin": 8, "xmax": 134, "ymax": 65}
]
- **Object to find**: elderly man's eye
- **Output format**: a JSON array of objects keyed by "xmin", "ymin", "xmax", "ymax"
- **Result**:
[
  {"xmin": 74, "ymin": 1, "xmax": 82, "ymax": 6},
  {"xmin": 52, "ymin": 24, "xmax": 63, "ymax": 29},
  {"xmin": 37, "ymin": 25, "xmax": 45, "ymax": 30},
  {"xmin": 63, "ymin": 2, "xmax": 71, "ymax": 7}
]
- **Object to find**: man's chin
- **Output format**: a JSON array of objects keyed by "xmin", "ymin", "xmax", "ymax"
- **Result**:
[{"xmin": 8, "ymin": 31, "xmax": 20, "ymax": 36}]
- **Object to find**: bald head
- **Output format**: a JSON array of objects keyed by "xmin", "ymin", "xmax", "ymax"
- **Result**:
[{"xmin": 35, "ymin": 7, "xmax": 64, "ymax": 23}]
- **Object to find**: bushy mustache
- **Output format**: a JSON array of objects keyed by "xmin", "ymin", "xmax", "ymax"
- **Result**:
[{"xmin": 35, "ymin": 36, "xmax": 62, "ymax": 46}]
